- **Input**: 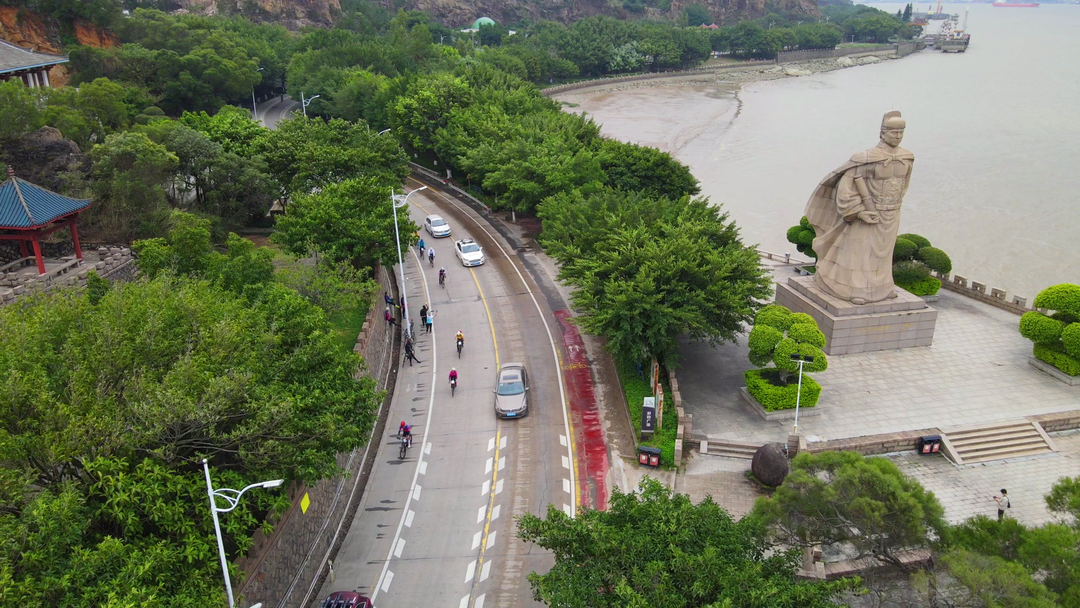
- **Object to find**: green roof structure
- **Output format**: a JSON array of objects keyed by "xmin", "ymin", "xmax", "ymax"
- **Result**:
[{"xmin": 472, "ymin": 17, "xmax": 496, "ymax": 29}]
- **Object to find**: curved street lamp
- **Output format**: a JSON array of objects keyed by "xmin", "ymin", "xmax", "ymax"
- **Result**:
[
  {"xmin": 202, "ymin": 459, "xmax": 283, "ymax": 608},
  {"xmin": 301, "ymin": 92, "xmax": 320, "ymax": 117},
  {"xmin": 251, "ymin": 67, "xmax": 264, "ymax": 121},
  {"xmin": 391, "ymin": 186, "xmax": 428, "ymax": 340}
]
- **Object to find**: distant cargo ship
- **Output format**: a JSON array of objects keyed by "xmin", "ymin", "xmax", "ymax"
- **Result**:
[{"xmin": 992, "ymin": 1, "xmax": 1039, "ymax": 6}]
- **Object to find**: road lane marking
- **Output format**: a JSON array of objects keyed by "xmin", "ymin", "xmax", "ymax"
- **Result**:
[
  {"xmin": 412, "ymin": 485, "xmax": 422, "ymax": 501},
  {"xmin": 497, "ymin": 456, "xmax": 505, "ymax": 471},
  {"xmin": 472, "ymin": 530, "xmax": 482, "ymax": 550},
  {"xmin": 488, "ymin": 437, "xmax": 495, "ymax": 451},
  {"xmin": 561, "ymin": 456, "xmax": 570, "ymax": 469},
  {"xmin": 465, "ymin": 560, "xmax": 476, "ymax": 583},
  {"xmin": 394, "ymin": 538, "xmax": 406, "ymax": 558},
  {"xmin": 477, "ymin": 505, "xmax": 486, "ymax": 524},
  {"xmin": 564, "ymin": 504, "xmax": 574, "ymax": 517},
  {"xmin": 486, "ymin": 530, "xmax": 497, "ymax": 549},
  {"xmin": 419, "ymin": 460, "xmax": 428, "ymax": 475},
  {"xmin": 381, "ymin": 571, "xmax": 394, "ymax": 592},
  {"xmin": 495, "ymin": 479, "xmax": 503, "ymax": 495},
  {"xmin": 372, "ymin": 242, "xmax": 438, "ymax": 602},
  {"xmin": 414, "ymin": 179, "xmax": 577, "ymax": 511},
  {"xmin": 475, "ymin": 594, "xmax": 485, "ymax": 608},
  {"xmin": 459, "ymin": 596, "xmax": 470, "ymax": 608},
  {"xmin": 563, "ymin": 478, "xmax": 571, "ymax": 494},
  {"xmin": 560, "ymin": 434, "xmax": 567, "ymax": 446},
  {"xmin": 491, "ymin": 505, "xmax": 500, "ymax": 521},
  {"xmin": 405, "ymin": 510, "xmax": 415, "ymax": 528},
  {"xmin": 500, "ymin": 436, "xmax": 507, "ymax": 449},
  {"xmin": 481, "ymin": 480, "xmax": 490, "ymax": 495},
  {"xmin": 485, "ymin": 457, "xmax": 493, "ymax": 474},
  {"xmin": 480, "ymin": 560, "xmax": 492, "ymax": 582}
]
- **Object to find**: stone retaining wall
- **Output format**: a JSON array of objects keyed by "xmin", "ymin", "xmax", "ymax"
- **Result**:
[
  {"xmin": 1028, "ymin": 410, "xmax": 1080, "ymax": 433},
  {"xmin": 937, "ymin": 271, "xmax": 1035, "ymax": 315},
  {"xmin": 234, "ymin": 265, "xmax": 397, "ymax": 608},
  {"xmin": 0, "ymin": 246, "xmax": 135, "ymax": 305}
]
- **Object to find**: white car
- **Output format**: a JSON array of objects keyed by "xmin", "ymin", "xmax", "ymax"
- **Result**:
[
  {"xmin": 455, "ymin": 238, "xmax": 485, "ymax": 267},
  {"xmin": 424, "ymin": 214, "xmax": 451, "ymax": 238}
]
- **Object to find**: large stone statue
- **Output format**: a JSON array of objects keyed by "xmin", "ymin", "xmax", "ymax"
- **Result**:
[{"xmin": 804, "ymin": 111, "xmax": 914, "ymax": 304}]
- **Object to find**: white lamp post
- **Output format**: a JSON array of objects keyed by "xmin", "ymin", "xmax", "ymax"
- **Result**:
[
  {"xmin": 391, "ymin": 186, "xmax": 427, "ymax": 340},
  {"xmin": 300, "ymin": 92, "xmax": 320, "ymax": 118},
  {"xmin": 378, "ymin": 128, "xmax": 391, "ymax": 136},
  {"xmin": 790, "ymin": 353, "xmax": 815, "ymax": 434},
  {"xmin": 251, "ymin": 67, "xmax": 264, "ymax": 121},
  {"xmin": 202, "ymin": 459, "xmax": 283, "ymax": 608}
]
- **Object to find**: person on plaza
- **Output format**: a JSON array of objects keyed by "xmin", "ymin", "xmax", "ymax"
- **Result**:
[{"xmin": 993, "ymin": 489, "xmax": 1010, "ymax": 521}]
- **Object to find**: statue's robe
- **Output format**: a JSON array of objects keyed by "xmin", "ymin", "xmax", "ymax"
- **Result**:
[{"xmin": 804, "ymin": 142, "xmax": 914, "ymax": 303}]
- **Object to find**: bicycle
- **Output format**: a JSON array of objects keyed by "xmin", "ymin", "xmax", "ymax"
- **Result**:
[
  {"xmin": 428, "ymin": 250, "xmax": 435, "ymax": 267},
  {"xmin": 438, "ymin": 268, "xmax": 446, "ymax": 288},
  {"xmin": 450, "ymin": 376, "xmax": 457, "ymax": 397},
  {"xmin": 456, "ymin": 337, "xmax": 463, "ymax": 358},
  {"xmin": 399, "ymin": 435, "xmax": 409, "ymax": 460}
]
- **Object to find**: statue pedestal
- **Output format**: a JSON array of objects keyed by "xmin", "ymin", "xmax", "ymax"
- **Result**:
[{"xmin": 775, "ymin": 276, "xmax": 937, "ymax": 355}]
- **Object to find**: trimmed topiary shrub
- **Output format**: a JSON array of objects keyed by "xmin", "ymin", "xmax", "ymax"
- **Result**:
[
  {"xmin": 746, "ymin": 304, "xmax": 828, "ymax": 409},
  {"xmin": 893, "ymin": 260, "xmax": 931, "ymax": 284},
  {"xmin": 745, "ymin": 368, "xmax": 822, "ymax": 411},
  {"xmin": 915, "ymin": 246, "xmax": 952, "ymax": 275},
  {"xmin": 785, "ymin": 216, "xmax": 817, "ymax": 259},
  {"xmin": 1021, "ymin": 284, "xmax": 1080, "ymax": 377},
  {"xmin": 893, "ymin": 237, "xmax": 918, "ymax": 263},
  {"xmin": 898, "ymin": 233, "xmax": 931, "ymax": 250},
  {"xmin": 898, "ymin": 276, "xmax": 941, "ymax": 296}
]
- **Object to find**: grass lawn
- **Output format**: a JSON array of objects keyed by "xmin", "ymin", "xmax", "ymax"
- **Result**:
[
  {"xmin": 617, "ymin": 359, "xmax": 679, "ymax": 469},
  {"xmin": 327, "ymin": 299, "xmax": 372, "ymax": 354}
]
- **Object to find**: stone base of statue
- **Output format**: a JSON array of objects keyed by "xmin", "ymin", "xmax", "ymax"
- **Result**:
[{"xmin": 775, "ymin": 276, "xmax": 937, "ymax": 355}]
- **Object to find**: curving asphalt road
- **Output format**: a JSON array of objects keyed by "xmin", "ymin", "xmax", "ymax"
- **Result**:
[
  {"xmin": 257, "ymin": 95, "xmax": 301, "ymax": 129},
  {"xmin": 314, "ymin": 182, "xmax": 581, "ymax": 607}
]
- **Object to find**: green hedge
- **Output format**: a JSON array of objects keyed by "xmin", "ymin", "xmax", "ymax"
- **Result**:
[
  {"xmin": 915, "ymin": 246, "xmax": 952, "ymax": 274},
  {"xmin": 1033, "ymin": 344, "xmax": 1080, "ymax": 377},
  {"xmin": 745, "ymin": 368, "xmax": 821, "ymax": 411},
  {"xmin": 1033, "ymin": 284, "xmax": 1080, "ymax": 315},
  {"xmin": 619, "ymin": 359, "xmax": 679, "ymax": 468},
  {"xmin": 898, "ymin": 233, "xmax": 931, "ymax": 249},
  {"xmin": 1020, "ymin": 311, "xmax": 1066, "ymax": 345},
  {"xmin": 896, "ymin": 276, "xmax": 941, "ymax": 296},
  {"xmin": 893, "ymin": 260, "xmax": 930, "ymax": 284}
]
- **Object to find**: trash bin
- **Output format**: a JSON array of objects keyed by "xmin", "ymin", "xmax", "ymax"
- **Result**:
[
  {"xmin": 917, "ymin": 435, "xmax": 941, "ymax": 454},
  {"xmin": 638, "ymin": 446, "xmax": 662, "ymax": 467}
]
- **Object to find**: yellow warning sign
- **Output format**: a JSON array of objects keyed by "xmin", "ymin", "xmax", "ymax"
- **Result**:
[{"xmin": 300, "ymin": 492, "xmax": 311, "ymax": 514}]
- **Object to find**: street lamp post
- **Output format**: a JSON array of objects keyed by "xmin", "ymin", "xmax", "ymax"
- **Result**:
[
  {"xmin": 202, "ymin": 459, "xmax": 283, "ymax": 608},
  {"xmin": 300, "ymin": 92, "xmax": 320, "ymax": 118},
  {"xmin": 251, "ymin": 67, "xmax": 264, "ymax": 121},
  {"xmin": 789, "ymin": 353, "xmax": 815, "ymax": 434},
  {"xmin": 391, "ymin": 186, "xmax": 427, "ymax": 340},
  {"xmin": 378, "ymin": 128, "xmax": 391, "ymax": 136}
]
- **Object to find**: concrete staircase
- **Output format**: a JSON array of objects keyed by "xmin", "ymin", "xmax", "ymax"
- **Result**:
[
  {"xmin": 941, "ymin": 420, "xmax": 1056, "ymax": 465},
  {"xmin": 701, "ymin": 439, "xmax": 759, "ymax": 460}
]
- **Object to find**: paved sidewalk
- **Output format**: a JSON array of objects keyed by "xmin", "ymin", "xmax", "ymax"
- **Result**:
[
  {"xmin": 674, "ymin": 453, "xmax": 765, "ymax": 519},
  {"xmin": 678, "ymin": 264, "xmax": 1080, "ymax": 445},
  {"xmin": 890, "ymin": 430, "xmax": 1080, "ymax": 525}
]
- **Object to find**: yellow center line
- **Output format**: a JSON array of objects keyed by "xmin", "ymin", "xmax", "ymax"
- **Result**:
[{"xmin": 469, "ymin": 267, "xmax": 501, "ymax": 607}]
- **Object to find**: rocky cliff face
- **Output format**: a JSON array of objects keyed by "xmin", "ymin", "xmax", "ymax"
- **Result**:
[
  {"xmin": 0, "ymin": 7, "xmax": 119, "ymax": 86},
  {"xmin": 390, "ymin": 0, "xmax": 817, "ymax": 28},
  {"xmin": 172, "ymin": 0, "xmax": 341, "ymax": 29}
]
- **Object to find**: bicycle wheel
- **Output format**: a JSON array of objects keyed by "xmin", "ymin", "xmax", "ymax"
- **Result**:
[{"xmin": 399, "ymin": 442, "xmax": 407, "ymax": 459}]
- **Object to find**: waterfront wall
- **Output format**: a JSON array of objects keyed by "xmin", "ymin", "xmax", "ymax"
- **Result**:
[
  {"xmin": 935, "ymin": 271, "xmax": 1036, "ymax": 316},
  {"xmin": 234, "ymin": 265, "xmax": 397, "ymax": 608}
]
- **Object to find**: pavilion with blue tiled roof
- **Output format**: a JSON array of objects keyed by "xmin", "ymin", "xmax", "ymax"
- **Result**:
[{"xmin": 0, "ymin": 166, "xmax": 91, "ymax": 275}]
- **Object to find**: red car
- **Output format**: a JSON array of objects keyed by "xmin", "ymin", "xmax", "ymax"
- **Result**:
[{"xmin": 320, "ymin": 591, "xmax": 373, "ymax": 608}]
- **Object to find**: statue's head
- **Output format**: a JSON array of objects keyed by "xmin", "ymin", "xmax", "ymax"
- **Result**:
[{"xmin": 880, "ymin": 111, "xmax": 906, "ymax": 147}]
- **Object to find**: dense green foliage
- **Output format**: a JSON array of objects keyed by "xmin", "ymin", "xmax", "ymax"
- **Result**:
[
  {"xmin": 0, "ymin": 272, "xmax": 380, "ymax": 604},
  {"xmin": 517, "ymin": 478, "xmax": 858, "ymax": 607},
  {"xmin": 744, "ymin": 368, "xmax": 822, "ymax": 411},
  {"xmin": 617, "ymin": 360, "xmax": 677, "ymax": 467},
  {"xmin": 539, "ymin": 188, "xmax": 770, "ymax": 366},
  {"xmin": 785, "ymin": 216, "xmax": 817, "ymax": 259},
  {"xmin": 1020, "ymin": 284, "xmax": 1080, "ymax": 376},
  {"xmin": 747, "ymin": 304, "xmax": 828, "ymax": 387},
  {"xmin": 755, "ymin": 450, "xmax": 948, "ymax": 572}
]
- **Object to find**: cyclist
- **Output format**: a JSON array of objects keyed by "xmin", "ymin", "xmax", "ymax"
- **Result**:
[
  {"xmin": 401, "ymin": 423, "xmax": 413, "ymax": 447},
  {"xmin": 438, "ymin": 267, "xmax": 446, "ymax": 286},
  {"xmin": 417, "ymin": 238, "xmax": 425, "ymax": 254},
  {"xmin": 455, "ymin": 330, "xmax": 464, "ymax": 357},
  {"xmin": 449, "ymin": 368, "xmax": 458, "ymax": 393},
  {"xmin": 397, "ymin": 420, "xmax": 408, "ymax": 438},
  {"xmin": 428, "ymin": 247, "xmax": 435, "ymax": 267}
]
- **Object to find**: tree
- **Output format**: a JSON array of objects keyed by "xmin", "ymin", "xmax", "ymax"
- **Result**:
[
  {"xmin": 180, "ymin": 105, "xmax": 267, "ymax": 157},
  {"xmin": 598, "ymin": 138, "xmax": 699, "ymax": 199},
  {"xmin": 539, "ymin": 189, "xmax": 771, "ymax": 366},
  {"xmin": 0, "ymin": 80, "xmax": 43, "ymax": 142},
  {"xmin": 912, "ymin": 549, "xmax": 1059, "ymax": 608},
  {"xmin": 754, "ymin": 450, "xmax": 948, "ymax": 573},
  {"xmin": 388, "ymin": 73, "xmax": 472, "ymax": 152},
  {"xmin": 684, "ymin": 4, "xmax": 713, "ymax": 27},
  {"xmin": 255, "ymin": 116, "xmax": 409, "ymax": 196},
  {"xmin": 517, "ymin": 478, "xmax": 856, "ymax": 607},
  {"xmin": 87, "ymin": 131, "xmax": 179, "ymax": 241},
  {"xmin": 271, "ymin": 176, "xmax": 417, "ymax": 270},
  {"xmin": 0, "ymin": 274, "xmax": 380, "ymax": 605},
  {"xmin": 1019, "ymin": 284, "xmax": 1080, "ymax": 377}
]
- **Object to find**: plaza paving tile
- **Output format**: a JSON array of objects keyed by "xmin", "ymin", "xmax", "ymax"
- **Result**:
[{"xmin": 677, "ymin": 266, "xmax": 1080, "ymax": 445}]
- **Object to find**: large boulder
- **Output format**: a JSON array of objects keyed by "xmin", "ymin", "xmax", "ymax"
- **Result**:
[
  {"xmin": 0, "ymin": 127, "xmax": 86, "ymax": 191},
  {"xmin": 751, "ymin": 444, "xmax": 790, "ymax": 487}
]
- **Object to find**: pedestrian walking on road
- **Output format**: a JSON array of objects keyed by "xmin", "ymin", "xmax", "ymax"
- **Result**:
[
  {"xmin": 419, "ymin": 304, "xmax": 428, "ymax": 327},
  {"xmin": 425, "ymin": 308, "xmax": 434, "ymax": 334},
  {"xmin": 404, "ymin": 338, "xmax": 421, "ymax": 366},
  {"xmin": 994, "ymin": 489, "xmax": 1010, "ymax": 521}
]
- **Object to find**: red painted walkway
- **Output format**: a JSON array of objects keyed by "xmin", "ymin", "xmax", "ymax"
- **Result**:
[{"xmin": 555, "ymin": 310, "xmax": 609, "ymax": 511}]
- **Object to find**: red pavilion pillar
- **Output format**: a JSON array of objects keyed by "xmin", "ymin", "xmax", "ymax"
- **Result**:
[
  {"xmin": 19, "ymin": 239, "xmax": 28, "ymax": 258},
  {"xmin": 30, "ymin": 234, "xmax": 45, "ymax": 275},
  {"xmin": 70, "ymin": 217, "xmax": 83, "ymax": 261}
]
